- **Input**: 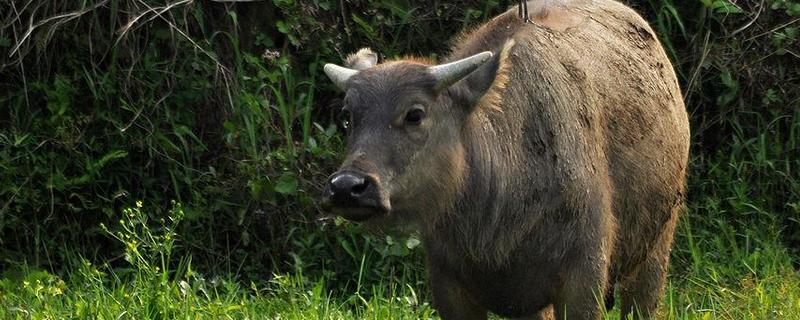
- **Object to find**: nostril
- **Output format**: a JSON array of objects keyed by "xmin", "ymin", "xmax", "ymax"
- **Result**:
[
  {"xmin": 351, "ymin": 179, "xmax": 369, "ymax": 195},
  {"xmin": 329, "ymin": 172, "xmax": 369, "ymax": 198}
]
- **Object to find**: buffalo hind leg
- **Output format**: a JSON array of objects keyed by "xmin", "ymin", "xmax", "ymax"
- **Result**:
[
  {"xmin": 553, "ymin": 190, "xmax": 615, "ymax": 320},
  {"xmin": 553, "ymin": 249, "xmax": 610, "ymax": 320},
  {"xmin": 620, "ymin": 210, "xmax": 678, "ymax": 319},
  {"xmin": 604, "ymin": 282, "xmax": 616, "ymax": 311}
]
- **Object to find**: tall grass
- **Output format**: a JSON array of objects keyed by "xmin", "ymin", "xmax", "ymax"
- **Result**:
[
  {"xmin": 1, "ymin": 0, "xmax": 799, "ymax": 318},
  {"xmin": 0, "ymin": 202, "xmax": 435, "ymax": 319},
  {"xmin": 3, "ymin": 101, "xmax": 800, "ymax": 319},
  {"xmin": 1, "ymin": 185, "xmax": 798, "ymax": 319}
]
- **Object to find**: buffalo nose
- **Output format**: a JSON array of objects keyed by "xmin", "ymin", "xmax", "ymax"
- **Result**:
[
  {"xmin": 322, "ymin": 170, "xmax": 390, "ymax": 219},
  {"xmin": 328, "ymin": 172, "xmax": 369, "ymax": 199}
]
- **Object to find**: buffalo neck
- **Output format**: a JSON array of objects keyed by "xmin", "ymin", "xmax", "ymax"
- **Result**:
[{"xmin": 424, "ymin": 100, "xmax": 535, "ymax": 267}]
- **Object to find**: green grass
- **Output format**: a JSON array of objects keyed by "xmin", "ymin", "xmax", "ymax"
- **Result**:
[
  {"xmin": 1, "ymin": 1, "xmax": 798, "ymax": 319},
  {"xmin": 0, "ymin": 264, "xmax": 436, "ymax": 319},
  {"xmin": 0, "ymin": 222, "xmax": 797, "ymax": 319},
  {"xmin": 661, "ymin": 219, "xmax": 800, "ymax": 319},
  {"xmin": 1, "ymin": 186, "xmax": 799, "ymax": 319}
]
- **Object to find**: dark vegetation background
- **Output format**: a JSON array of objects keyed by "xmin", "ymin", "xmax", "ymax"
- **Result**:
[{"xmin": 1, "ymin": 0, "xmax": 798, "ymax": 296}]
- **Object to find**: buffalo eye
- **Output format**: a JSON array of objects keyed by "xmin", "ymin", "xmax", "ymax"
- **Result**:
[
  {"xmin": 339, "ymin": 109, "xmax": 352, "ymax": 131},
  {"xmin": 404, "ymin": 107, "xmax": 426, "ymax": 125}
]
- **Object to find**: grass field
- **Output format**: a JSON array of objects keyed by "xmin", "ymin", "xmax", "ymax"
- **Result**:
[{"xmin": 2, "ymin": 182, "xmax": 799, "ymax": 319}]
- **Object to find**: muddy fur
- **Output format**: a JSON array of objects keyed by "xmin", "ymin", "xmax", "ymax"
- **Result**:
[{"xmin": 325, "ymin": 0, "xmax": 689, "ymax": 319}]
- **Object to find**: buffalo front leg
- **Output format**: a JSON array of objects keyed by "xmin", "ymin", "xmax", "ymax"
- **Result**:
[
  {"xmin": 513, "ymin": 305, "xmax": 555, "ymax": 320},
  {"xmin": 427, "ymin": 263, "xmax": 487, "ymax": 320}
]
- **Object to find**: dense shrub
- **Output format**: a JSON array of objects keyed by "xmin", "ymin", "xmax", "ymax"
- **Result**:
[
  {"xmin": 652, "ymin": 0, "xmax": 800, "ymax": 250},
  {"xmin": 0, "ymin": 0, "xmax": 515, "ymax": 283},
  {"xmin": 0, "ymin": 0, "xmax": 798, "ymax": 287}
]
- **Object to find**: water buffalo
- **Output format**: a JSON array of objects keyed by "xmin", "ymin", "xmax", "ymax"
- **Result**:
[{"xmin": 321, "ymin": 0, "xmax": 689, "ymax": 319}]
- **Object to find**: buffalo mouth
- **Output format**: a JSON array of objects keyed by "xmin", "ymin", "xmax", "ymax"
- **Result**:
[
  {"xmin": 329, "ymin": 204, "xmax": 388, "ymax": 221},
  {"xmin": 320, "ymin": 198, "xmax": 390, "ymax": 221}
]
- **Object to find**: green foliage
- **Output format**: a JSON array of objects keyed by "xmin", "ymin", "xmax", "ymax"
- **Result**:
[
  {"xmin": 662, "ymin": 111, "xmax": 800, "ymax": 319},
  {"xmin": 0, "ymin": 0, "xmax": 799, "ymax": 318},
  {"xmin": 631, "ymin": 0, "xmax": 800, "ymax": 246},
  {"xmin": 0, "ymin": 0, "xmax": 515, "ymax": 282},
  {"xmin": 100, "ymin": 201, "xmax": 184, "ymax": 278},
  {"xmin": 0, "ymin": 202, "xmax": 798, "ymax": 318},
  {"xmin": 0, "ymin": 202, "xmax": 436, "ymax": 319}
]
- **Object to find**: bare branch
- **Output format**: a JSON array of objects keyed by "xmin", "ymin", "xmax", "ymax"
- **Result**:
[{"xmin": 8, "ymin": 0, "xmax": 110, "ymax": 58}]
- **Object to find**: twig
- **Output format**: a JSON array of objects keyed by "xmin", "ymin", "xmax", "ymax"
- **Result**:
[
  {"xmin": 116, "ymin": 0, "xmax": 193, "ymax": 44},
  {"xmin": 730, "ymin": 0, "xmax": 764, "ymax": 37},
  {"xmin": 743, "ymin": 17, "xmax": 800, "ymax": 42},
  {"xmin": 123, "ymin": 0, "xmax": 235, "ymax": 111},
  {"xmin": 9, "ymin": 0, "xmax": 109, "ymax": 57}
]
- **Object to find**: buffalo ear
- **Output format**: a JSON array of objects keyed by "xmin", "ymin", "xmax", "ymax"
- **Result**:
[
  {"xmin": 345, "ymin": 48, "xmax": 378, "ymax": 70},
  {"xmin": 454, "ymin": 39, "xmax": 516, "ymax": 111}
]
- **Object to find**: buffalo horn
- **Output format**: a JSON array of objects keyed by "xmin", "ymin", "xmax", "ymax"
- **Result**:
[{"xmin": 429, "ymin": 51, "xmax": 494, "ymax": 91}]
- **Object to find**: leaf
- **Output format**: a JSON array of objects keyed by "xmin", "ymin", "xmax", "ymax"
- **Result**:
[
  {"xmin": 273, "ymin": 0, "xmax": 294, "ymax": 7},
  {"xmin": 785, "ymin": 26, "xmax": 798, "ymax": 39},
  {"xmin": 405, "ymin": 237, "xmax": 421, "ymax": 250},
  {"xmin": 227, "ymin": 11, "xmax": 238, "ymax": 25},
  {"xmin": 275, "ymin": 20, "xmax": 290, "ymax": 34},
  {"xmin": 87, "ymin": 150, "xmax": 129, "ymax": 173},
  {"xmin": 274, "ymin": 172, "xmax": 298, "ymax": 195},
  {"xmin": 788, "ymin": 3, "xmax": 800, "ymax": 16},
  {"xmin": 351, "ymin": 14, "xmax": 377, "ymax": 39},
  {"xmin": 720, "ymin": 71, "xmax": 738, "ymax": 89},
  {"xmin": 712, "ymin": 0, "xmax": 743, "ymax": 14},
  {"xmin": 249, "ymin": 179, "xmax": 267, "ymax": 200},
  {"xmin": 716, "ymin": 71, "xmax": 739, "ymax": 106}
]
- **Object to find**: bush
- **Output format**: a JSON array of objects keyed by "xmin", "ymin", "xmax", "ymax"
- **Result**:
[
  {"xmin": 0, "ymin": 0, "xmax": 798, "ymax": 287},
  {"xmin": 0, "ymin": 0, "xmax": 516, "ymax": 281}
]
